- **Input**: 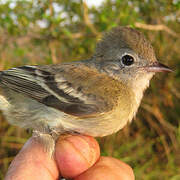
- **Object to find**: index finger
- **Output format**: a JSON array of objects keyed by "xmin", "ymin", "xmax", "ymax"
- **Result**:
[{"xmin": 55, "ymin": 135, "xmax": 100, "ymax": 179}]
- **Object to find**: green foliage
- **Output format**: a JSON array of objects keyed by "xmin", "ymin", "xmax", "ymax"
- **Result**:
[{"xmin": 0, "ymin": 0, "xmax": 179, "ymax": 179}]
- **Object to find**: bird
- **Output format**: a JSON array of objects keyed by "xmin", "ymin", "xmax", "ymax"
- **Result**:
[{"xmin": 0, "ymin": 26, "xmax": 172, "ymax": 154}]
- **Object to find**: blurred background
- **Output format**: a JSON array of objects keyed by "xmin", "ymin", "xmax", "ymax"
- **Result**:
[{"xmin": 0, "ymin": 0, "xmax": 179, "ymax": 179}]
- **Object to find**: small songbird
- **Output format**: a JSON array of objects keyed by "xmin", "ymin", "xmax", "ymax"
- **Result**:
[{"xmin": 0, "ymin": 26, "xmax": 172, "ymax": 154}]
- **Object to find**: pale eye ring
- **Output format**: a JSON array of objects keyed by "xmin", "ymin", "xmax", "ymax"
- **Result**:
[{"xmin": 121, "ymin": 54, "xmax": 134, "ymax": 66}]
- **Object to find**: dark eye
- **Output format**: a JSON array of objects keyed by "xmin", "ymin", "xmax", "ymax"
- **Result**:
[{"xmin": 121, "ymin": 55, "xmax": 134, "ymax": 66}]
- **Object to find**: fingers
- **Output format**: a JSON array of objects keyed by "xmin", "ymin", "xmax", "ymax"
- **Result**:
[
  {"xmin": 5, "ymin": 137, "xmax": 59, "ymax": 180},
  {"xmin": 5, "ymin": 135, "xmax": 134, "ymax": 180},
  {"xmin": 55, "ymin": 135, "xmax": 100, "ymax": 179},
  {"xmin": 75, "ymin": 156, "xmax": 135, "ymax": 180},
  {"xmin": 5, "ymin": 135, "xmax": 100, "ymax": 180}
]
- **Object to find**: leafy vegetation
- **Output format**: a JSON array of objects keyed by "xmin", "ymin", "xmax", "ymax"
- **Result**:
[{"xmin": 0, "ymin": 0, "xmax": 179, "ymax": 179}]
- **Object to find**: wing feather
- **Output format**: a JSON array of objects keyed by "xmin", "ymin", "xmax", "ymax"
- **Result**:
[{"xmin": 0, "ymin": 65, "xmax": 100, "ymax": 116}]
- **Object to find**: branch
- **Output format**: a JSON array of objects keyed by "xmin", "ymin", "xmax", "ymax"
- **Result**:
[
  {"xmin": 48, "ymin": 0, "xmax": 59, "ymax": 64},
  {"xmin": 135, "ymin": 22, "xmax": 180, "ymax": 38},
  {"xmin": 83, "ymin": 2, "xmax": 100, "ymax": 37}
]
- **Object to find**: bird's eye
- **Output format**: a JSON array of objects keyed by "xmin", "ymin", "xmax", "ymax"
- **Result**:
[{"xmin": 121, "ymin": 55, "xmax": 134, "ymax": 66}]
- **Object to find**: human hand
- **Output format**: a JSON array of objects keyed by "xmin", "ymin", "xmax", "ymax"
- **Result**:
[{"xmin": 5, "ymin": 135, "xmax": 134, "ymax": 180}]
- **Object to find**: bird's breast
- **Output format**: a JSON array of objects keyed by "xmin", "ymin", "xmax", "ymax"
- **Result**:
[{"xmin": 60, "ymin": 90, "xmax": 136, "ymax": 137}]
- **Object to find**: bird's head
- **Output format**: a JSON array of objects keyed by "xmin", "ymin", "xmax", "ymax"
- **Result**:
[{"xmin": 93, "ymin": 26, "xmax": 172, "ymax": 90}]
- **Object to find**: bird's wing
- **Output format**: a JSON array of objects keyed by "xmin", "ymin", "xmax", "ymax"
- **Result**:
[{"xmin": 0, "ymin": 64, "xmax": 105, "ymax": 117}]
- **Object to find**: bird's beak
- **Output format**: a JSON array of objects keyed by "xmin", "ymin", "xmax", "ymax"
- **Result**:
[{"xmin": 144, "ymin": 62, "xmax": 173, "ymax": 73}]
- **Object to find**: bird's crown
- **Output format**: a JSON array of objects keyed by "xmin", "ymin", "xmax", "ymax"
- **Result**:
[{"xmin": 95, "ymin": 26, "xmax": 156, "ymax": 62}]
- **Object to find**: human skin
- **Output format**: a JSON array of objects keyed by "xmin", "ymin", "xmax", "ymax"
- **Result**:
[{"xmin": 5, "ymin": 135, "xmax": 135, "ymax": 180}]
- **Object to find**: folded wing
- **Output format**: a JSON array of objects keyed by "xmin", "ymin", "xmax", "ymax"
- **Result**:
[{"xmin": 0, "ymin": 65, "xmax": 101, "ymax": 117}]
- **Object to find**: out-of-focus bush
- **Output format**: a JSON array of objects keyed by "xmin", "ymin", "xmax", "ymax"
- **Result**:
[{"xmin": 0, "ymin": 0, "xmax": 179, "ymax": 179}]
